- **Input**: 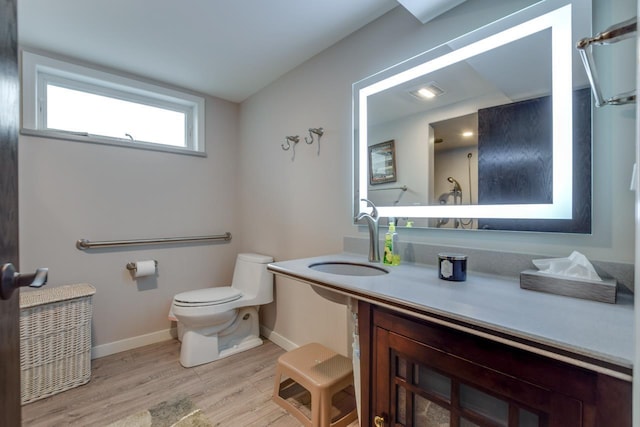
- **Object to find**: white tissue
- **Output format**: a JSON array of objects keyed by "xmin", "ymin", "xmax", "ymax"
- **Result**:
[
  {"xmin": 532, "ymin": 251, "xmax": 601, "ymax": 281},
  {"xmin": 133, "ymin": 260, "xmax": 157, "ymax": 278}
]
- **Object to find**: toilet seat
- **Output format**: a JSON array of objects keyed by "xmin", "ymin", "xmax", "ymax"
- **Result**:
[{"xmin": 173, "ymin": 287, "xmax": 242, "ymax": 307}]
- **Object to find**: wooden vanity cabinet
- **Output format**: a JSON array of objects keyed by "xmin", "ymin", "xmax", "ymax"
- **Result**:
[{"xmin": 357, "ymin": 301, "xmax": 631, "ymax": 427}]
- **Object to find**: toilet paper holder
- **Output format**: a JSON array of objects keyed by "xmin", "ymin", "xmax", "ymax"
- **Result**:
[{"xmin": 126, "ymin": 260, "xmax": 158, "ymax": 272}]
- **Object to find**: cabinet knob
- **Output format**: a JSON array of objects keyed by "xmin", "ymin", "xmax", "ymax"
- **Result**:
[{"xmin": 374, "ymin": 415, "xmax": 385, "ymax": 427}]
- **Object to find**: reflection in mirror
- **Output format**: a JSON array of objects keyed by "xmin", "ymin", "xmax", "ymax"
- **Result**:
[
  {"xmin": 353, "ymin": 0, "xmax": 592, "ymax": 233},
  {"xmin": 432, "ymin": 113, "xmax": 478, "ymax": 229},
  {"xmin": 369, "ymin": 140, "xmax": 397, "ymax": 185}
]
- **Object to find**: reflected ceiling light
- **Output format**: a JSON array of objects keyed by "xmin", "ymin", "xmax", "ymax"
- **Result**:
[
  {"xmin": 462, "ymin": 131, "xmax": 473, "ymax": 137},
  {"xmin": 418, "ymin": 88, "xmax": 436, "ymax": 98},
  {"xmin": 410, "ymin": 82, "xmax": 444, "ymax": 100}
]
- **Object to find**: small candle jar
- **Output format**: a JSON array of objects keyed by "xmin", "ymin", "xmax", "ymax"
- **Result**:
[{"xmin": 438, "ymin": 253, "xmax": 467, "ymax": 281}]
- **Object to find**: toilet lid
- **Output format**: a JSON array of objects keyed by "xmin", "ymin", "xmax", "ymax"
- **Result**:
[{"xmin": 173, "ymin": 287, "xmax": 242, "ymax": 306}]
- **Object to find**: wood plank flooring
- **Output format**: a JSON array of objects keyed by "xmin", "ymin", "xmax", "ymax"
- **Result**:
[{"xmin": 21, "ymin": 339, "xmax": 359, "ymax": 426}]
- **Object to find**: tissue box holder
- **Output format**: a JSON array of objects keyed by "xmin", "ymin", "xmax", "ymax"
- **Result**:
[
  {"xmin": 19, "ymin": 283, "xmax": 96, "ymax": 404},
  {"xmin": 520, "ymin": 270, "xmax": 616, "ymax": 304}
]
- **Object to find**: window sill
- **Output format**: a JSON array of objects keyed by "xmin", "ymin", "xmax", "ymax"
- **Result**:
[{"xmin": 20, "ymin": 128, "xmax": 207, "ymax": 158}]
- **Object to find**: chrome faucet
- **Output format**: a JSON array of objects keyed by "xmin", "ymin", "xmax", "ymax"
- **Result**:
[{"xmin": 355, "ymin": 198, "xmax": 380, "ymax": 263}]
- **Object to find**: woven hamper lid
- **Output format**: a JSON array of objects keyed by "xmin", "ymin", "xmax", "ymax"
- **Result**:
[{"xmin": 20, "ymin": 283, "xmax": 96, "ymax": 309}]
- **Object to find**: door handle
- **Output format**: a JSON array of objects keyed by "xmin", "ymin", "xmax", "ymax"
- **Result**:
[
  {"xmin": 0, "ymin": 263, "xmax": 48, "ymax": 300},
  {"xmin": 374, "ymin": 415, "xmax": 386, "ymax": 427}
]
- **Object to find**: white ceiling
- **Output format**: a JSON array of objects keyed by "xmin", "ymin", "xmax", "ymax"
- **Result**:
[{"xmin": 18, "ymin": 0, "xmax": 399, "ymax": 102}]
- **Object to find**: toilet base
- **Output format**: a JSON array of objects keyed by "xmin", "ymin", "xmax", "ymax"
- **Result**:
[
  {"xmin": 178, "ymin": 306, "xmax": 263, "ymax": 367},
  {"xmin": 217, "ymin": 335, "xmax": 263, "ymax": 360}
]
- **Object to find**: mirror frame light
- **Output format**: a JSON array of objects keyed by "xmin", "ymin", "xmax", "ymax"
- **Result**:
[{"xmin": 356, "ymin": 4, "xmax": 573, "ymax": 219}]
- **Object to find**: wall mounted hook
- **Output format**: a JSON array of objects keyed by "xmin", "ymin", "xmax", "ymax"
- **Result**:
[
  {"xmin": 305, "ymin": 127, "xmax": 324, "ymax": 155},
  {"xmin": 281, "ymin": 135, "xmax": 300, "ymax": 161}
]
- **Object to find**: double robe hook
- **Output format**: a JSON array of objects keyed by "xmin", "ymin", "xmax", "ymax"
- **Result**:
[{"xmin": 281, "ymin": 126, "xmax": 324, "ymax": 161}]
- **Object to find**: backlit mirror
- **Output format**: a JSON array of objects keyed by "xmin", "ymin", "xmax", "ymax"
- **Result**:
[{"xmin": 353, "ymin": 0, "xmax": 592, "ymax": 232}]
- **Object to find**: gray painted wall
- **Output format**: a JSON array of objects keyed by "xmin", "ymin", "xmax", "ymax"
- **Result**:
[{"xmin": 19, "ymin": 87, "xmax": 240, "ymax": 354}]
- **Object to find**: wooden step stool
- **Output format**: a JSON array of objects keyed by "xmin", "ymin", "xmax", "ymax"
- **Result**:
[{"xmin": 273, "ymin": 343, "xmax": 358, "ymax": 427}]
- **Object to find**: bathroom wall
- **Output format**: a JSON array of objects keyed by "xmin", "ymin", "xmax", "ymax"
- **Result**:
[
  {"xmin": 239, "ymin": 0, "xmax": 637, "ymax": 355},
  {"xmin": 18, "ymin": 62, "xmax": 240, "ymax": 355}
]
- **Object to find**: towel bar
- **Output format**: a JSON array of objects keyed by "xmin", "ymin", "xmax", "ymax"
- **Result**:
[
  {"xmin": 76, "ymin": 233, "xmax": 232, "ymax": 250},
  {"xmin": 577, "ymin": 17, "xmax": 637, "ymax": 107}
]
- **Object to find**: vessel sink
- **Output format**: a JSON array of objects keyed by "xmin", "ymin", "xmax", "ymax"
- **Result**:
[{"xmin": 308, "ymin": 261, "xmax": 389, "ymax": 276}]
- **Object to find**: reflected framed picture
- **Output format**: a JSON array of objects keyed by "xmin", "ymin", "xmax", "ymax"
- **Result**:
[{"xmin": 369, "ymin": 140, "xmax": 397, "ymax": 185}]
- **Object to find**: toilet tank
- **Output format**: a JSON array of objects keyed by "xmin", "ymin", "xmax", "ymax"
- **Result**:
[{"xmin": 232, "ymin": 253, "xmax": 274, "ymax": 305}]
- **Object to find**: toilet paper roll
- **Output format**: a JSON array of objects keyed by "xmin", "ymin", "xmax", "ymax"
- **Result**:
[{"xmin": 133, "ymin": 260, "xmax": 157, "ymax": 278}]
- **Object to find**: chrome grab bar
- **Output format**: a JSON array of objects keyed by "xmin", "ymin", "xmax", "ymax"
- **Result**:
[
  {"xmin": 577, "ymin": 17, "xmax": 637, "ymax": 107},
  {"xmin": 76, "ymin": 233, "xmax": 232, "ymax": 250},
  {"xmin": 369, "ymin": 185, "xmax": 408, "ymax": 191},
  {"xmin": 368, "ymin": 185, "xmax": 408, "ymax": 205}
]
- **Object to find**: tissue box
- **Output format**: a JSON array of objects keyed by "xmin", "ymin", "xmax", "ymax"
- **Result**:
[{"xmin": 520, "ymin": 270, "xmax": 617, "ymax": 304}]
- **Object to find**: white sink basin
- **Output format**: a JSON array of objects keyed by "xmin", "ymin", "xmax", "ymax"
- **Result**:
[{"xmin": 308, "ymin": 261, "xmax": 388, "ymax": 276}]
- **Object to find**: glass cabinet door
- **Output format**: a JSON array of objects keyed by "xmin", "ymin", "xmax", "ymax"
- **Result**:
[
  {"xmin": 374, "ymin": 328, "xmax": 582, "ymax": 427},
  {"xmin": 390, "ymin": 348, "xmax": 545, "ymax": 426}
]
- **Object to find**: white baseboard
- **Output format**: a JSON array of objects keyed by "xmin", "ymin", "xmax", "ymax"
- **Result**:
[
  {"xmin": 260, "ymin": 325, "xmax": 298, "ymax": 351},
  {"xmin": 91, "ymin": 328, "xmax": 177, "ymax": 360}
]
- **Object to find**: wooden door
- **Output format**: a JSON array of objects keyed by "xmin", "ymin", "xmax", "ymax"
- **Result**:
[{"xmin": 0, "ymin": 0, "xmax": 22, "ymax": 424}]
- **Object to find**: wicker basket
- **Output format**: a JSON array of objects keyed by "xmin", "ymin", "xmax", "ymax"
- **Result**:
[{"xmin": 19, "ymin": 283, "xmax": 96, "ymax": 404}]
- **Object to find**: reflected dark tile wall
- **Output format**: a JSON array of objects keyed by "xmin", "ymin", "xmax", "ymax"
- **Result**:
[{"xmin": 478, "ymin": 88, "xmax": 591, "ymax": 233}]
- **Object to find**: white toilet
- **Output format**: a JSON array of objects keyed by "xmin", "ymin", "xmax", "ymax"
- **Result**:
[{"xmin": 170, "ymin": 253, "xmax": 274, "ymax": 367}]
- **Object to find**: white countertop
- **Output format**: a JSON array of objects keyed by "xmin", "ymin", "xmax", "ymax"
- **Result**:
[{"xmin": 268, "ymin": 252, "xmax": 634, "ymax": 378}]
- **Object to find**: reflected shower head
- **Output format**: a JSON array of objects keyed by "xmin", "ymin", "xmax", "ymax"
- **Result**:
[{"xmin": 447, "ymin": 177, "xmax": 462, "ymax": 192}]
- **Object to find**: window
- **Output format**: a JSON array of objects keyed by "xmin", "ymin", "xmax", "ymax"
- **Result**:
[{"xmin": 21, "ymin": 51, "xmax": 205, "ymax": 155}]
